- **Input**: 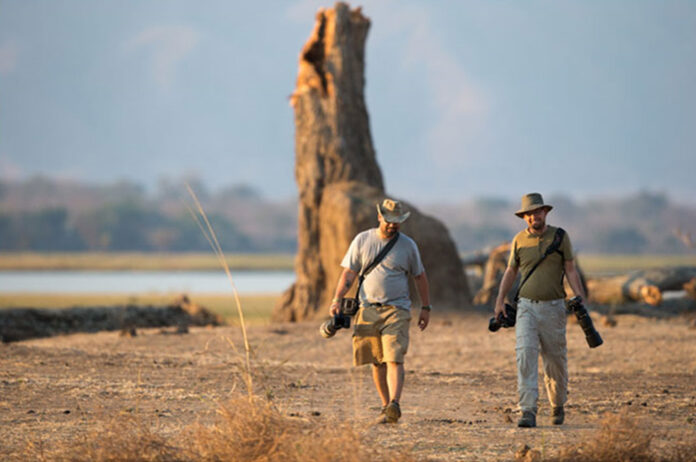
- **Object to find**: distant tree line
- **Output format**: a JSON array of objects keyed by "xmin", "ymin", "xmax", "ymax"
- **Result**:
[
  {"xmin": 0, "ymin": 178, "xmax": 296, "ymax": 252},
  {"xmin": 436, "ymin": 191, "xmax": 696, "ymax": 254},
  {"xmin": 1, "ymin": 178, "xmax": 695, "ymax": 254}
]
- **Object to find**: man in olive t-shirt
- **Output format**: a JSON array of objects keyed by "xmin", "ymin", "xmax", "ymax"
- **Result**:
[{"xmin": 494, "ymin": 193, "xmax": 586, "ymax": 428}]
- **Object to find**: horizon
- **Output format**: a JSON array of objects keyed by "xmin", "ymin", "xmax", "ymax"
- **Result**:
[{"xmin": 3, "ymin": 174, "xmax": 695, "ymax": 210}]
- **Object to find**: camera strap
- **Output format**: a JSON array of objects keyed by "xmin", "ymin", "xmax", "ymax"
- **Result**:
[
  {"xmin": 514, "ymin": 227, "xmax": 565, "ymax": 302},
  {"xmin": 355, "ymin": 232, "xmax": 400, "ymax": 300}
]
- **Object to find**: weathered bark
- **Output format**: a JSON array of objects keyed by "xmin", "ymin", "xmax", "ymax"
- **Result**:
[
  {"xmin": 472, "ymin": 242, "xmax": 510, "ymax": 306},
  {"xmin": 587, "ymin": 266, "xmax": 696, "ymax": 306},
  {"xmin": 685, "ymin": 278, "xmax": 696, "ymax": 299},
  {"xmin": 273, "ymin": 3, "xmax": 471, "ymax": 322}
]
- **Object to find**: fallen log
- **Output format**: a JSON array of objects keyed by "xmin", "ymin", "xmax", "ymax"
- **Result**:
[
  {"xmin": 0, "ymin": 297, "xmax": 223, "ymax": 343},
  {"xmin": 587, "ymin": 266, "xmax": 696, "ymax": 306}
]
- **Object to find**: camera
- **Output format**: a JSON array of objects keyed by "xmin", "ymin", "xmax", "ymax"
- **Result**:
[
  {"xmin": 319, "ymin": 297, "xmax": 360, "ymax": 339},
  {"xmin": 339, "ymin": 297, "xmax": 359, "ymax": 316},
  {"xmin": 319, "ymin": 313, "xmax": 351, "ymax": 338},
  {"xmin": 488, "ymin": 303, "xmax": 517, "ymax": 332},
  {"xmin": 566, "ymin": 296, "xmax": 603, "ymax": 348}
]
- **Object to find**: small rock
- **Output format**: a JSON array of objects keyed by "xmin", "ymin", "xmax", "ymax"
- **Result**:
[
  {"xmin": 119, "ymin": 327, "xmax": 137, "ymax": 337},
  {"xmin": 600, "ymin": 315, "xmax": 617, "ymax": 327},
  {"xmin": 515, "ymin": 444, "xmax": 541, "ymax": 462}
]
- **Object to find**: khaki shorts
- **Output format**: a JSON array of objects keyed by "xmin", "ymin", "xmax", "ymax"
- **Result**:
[{"xmin": 352, "ymin": 305, "xmax": 411, "ymax": 366}]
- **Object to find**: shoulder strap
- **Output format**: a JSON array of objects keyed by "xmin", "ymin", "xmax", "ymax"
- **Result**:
[
  {"xmin": 354, "ymin": 232, "xmax": 400, "ymax": 297},
  {"xmin": 360, "ymin": 232, "xmax": 400, "ymax": 279},
  {"xmin": 514, "ymin": 228, "xmax": 565, "ymax": 301}
]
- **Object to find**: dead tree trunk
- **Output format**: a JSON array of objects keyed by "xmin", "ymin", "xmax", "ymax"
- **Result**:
[
  {"xmin": 587, "ymin": 266, "xmax": 696, "ymax": 306},
  {"xmin": 273, "ymin": 3, "xmax": 471, "ymax": 322}
]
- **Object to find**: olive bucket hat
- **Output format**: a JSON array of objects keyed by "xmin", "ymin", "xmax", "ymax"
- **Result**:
[
  {"xmin": 515, "ymin": 193, "xmax": 553, "ymax": 218},
  {"xmin": 376, "ymin": 198, "xmax": 411, "ymax": 223}
]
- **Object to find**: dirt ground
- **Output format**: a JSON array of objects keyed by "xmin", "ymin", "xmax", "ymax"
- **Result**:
[{"xmin": 2, "ymin": 309, "xmax": 696, "ymax": 461}]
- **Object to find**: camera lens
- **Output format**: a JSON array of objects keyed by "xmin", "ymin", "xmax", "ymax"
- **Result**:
[{"xmin": 319, "ymin": 318, "xmax": 338, "ymax": 338}]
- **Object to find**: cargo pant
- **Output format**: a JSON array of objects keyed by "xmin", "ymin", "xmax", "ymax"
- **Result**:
[{"xmin": 516, "ymin": 297, "xmax": 568, "ymax": 415}]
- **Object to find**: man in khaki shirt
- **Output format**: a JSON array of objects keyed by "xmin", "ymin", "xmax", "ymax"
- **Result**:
[{"xmin": 494, "ymin": 193, "xmax": 586, "ymax": 428}]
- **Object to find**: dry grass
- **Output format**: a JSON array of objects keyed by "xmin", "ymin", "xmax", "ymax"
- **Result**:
[
  {"xmin": 21, "ymin": 397, "xmax": 414, "ymax": 462},
  {"xmin": 542, "ymin": 413, "xmax": 696, "ymax": 462}
]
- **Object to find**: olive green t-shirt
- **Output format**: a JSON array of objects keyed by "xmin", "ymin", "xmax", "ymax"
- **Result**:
[{"xmin": 507, "ymin": 225, "xmax": 574, "ymax": 301}]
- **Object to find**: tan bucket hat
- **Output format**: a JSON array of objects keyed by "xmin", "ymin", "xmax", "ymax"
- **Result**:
[
  {"xmin": 515, "ymin": 192, "xmax": 553, "ymax": 218},
  {"xmin": 376, "ymin": 198, "xmax": 411, "ymax": 223}
]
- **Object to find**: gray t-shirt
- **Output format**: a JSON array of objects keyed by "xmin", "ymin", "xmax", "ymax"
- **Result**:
[{"xmin": 341, "ymin": 229, "xmax": 425, "ymax": 310}]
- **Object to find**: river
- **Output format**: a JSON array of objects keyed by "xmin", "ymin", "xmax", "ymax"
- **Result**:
[{"xmin": 0, "ymin": 270, "xmax": 295, "ymax": 294}]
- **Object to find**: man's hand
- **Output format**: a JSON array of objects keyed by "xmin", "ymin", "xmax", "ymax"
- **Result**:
[
  {"xmin": 418, "ymin": 308, "xmax": 430, "ymax": 330},
  {"xmin": 329, "ymin": 300, "xmax": 340, "ymax": 316},
  {"xmin": 494, "ymin": 299, "xmax": 506, "ymax": 319}
]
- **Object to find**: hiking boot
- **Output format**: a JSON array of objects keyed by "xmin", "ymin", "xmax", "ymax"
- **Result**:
[
  {"xmin": 517, "ymin": 411, "xmax": 536, "ymax": 428},
  {"xmin": 552, "ymin": 406, "xmax": 564, "ymax": 425},
  {"xmin": 384, "ymin": 401, "xmax": 401, "ymax": 423}
]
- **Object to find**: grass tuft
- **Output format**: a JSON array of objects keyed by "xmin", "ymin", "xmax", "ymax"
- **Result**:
[
  {"xmin": 546, "ymin": 413, "xmax": 696, "ymax": 462},
  {"xmin": 23, "ymin": 397, "xmax": 414, "ymax": 462}
]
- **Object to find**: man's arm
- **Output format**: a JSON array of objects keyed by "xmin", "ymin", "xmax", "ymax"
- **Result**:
[
  {"xmin": 414, "ymin": 270, "xmax": 431, "ymax": 330},
  {"xmin": 564, "ymin": 259, "xmax": 587, "ymax": 302},
  {"xmin": 494, "ymin": 265, "xmax": 519, "ymax": 318},
  {"xmin": 329, "ymin": 268, "xmax": 358, "ymax": 315}
]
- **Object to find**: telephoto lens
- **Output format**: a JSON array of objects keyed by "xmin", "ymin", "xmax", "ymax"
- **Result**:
[
  {"xmin": 319, "ymin": 317, "xmax": 338, "ymax": 338},
  {"xmin": 319, "ymin": 313, "xmax": 351, "ymax": 339},
  {"xmin": 567, "ymin": 296, "xmax": 603, "ymax": 348}
]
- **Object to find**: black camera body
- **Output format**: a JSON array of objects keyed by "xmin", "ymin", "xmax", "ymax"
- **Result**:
[
  {"xmin": 339, "ymin": 297, "xmax": 360, "ymax": 316},
  {"xmin": 566, "ymin": 296, "xmax": 603, "ymax": 348},
  {"xmin": 488, "ymin": 302, "xmax": 517, "ymax": 332},
  {"xmin": 319, "ymin": 297, "xmax": 360, "ymax": 339}
]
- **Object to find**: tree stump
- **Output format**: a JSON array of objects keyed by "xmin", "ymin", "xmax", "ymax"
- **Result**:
[{"xmin": 273, "ymin": 3, "xmax": 471, "ymax": 322}]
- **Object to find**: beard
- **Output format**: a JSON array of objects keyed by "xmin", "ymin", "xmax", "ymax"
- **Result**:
[
  {"xmin": 530, "ymin": 219, "xmax": 545, "ymax": 231},
  {"xmin": 381, "ymin": 224, "xmax": 399, "ymax": 237}
]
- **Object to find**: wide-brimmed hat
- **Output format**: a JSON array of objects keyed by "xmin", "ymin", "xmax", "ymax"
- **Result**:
[
  {"xmin": 515, "ymin": 193, "xmax": 553, "ymax": 218},
  {"xmin": 376, "ymin": 198, "xmax": 411, "ymax": 223}
]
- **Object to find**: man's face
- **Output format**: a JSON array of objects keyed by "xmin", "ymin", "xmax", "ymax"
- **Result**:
[
  {"xmin": 378, "ymin": 214, "xmax": 401, "ymax": 237},
  {"xmin": 523, "ymin": 207, "xmax": 548, "ymax": 232}
]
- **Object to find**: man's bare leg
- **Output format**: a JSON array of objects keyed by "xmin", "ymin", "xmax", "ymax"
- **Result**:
[
  {"xmin": 386, "ymin": 362, "xmax": 405, "ymax": 403},
  {"xmin": 372, "ymin": 363, "xmax": 389, "ymax": 407}
]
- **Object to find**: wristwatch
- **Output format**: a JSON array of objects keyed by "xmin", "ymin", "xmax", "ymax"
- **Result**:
[{"xmin": 421, "ymin": 305, "xmax": 432, "ymax": 312}]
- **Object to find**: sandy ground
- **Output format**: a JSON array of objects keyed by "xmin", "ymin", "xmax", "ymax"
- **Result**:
[{"xmin": 1, "ymin": 309, "xmax": 696, "ymax": 461}]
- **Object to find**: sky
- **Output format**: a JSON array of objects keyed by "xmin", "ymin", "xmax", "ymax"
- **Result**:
[{"xmin": 1, "ymin": 1, "xmax": 695, "ymax": 204}]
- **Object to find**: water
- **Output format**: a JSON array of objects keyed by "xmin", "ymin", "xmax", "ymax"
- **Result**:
[{"xmin": 0, "ymin": 270, "xmax": 295, "ymax": 294}]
